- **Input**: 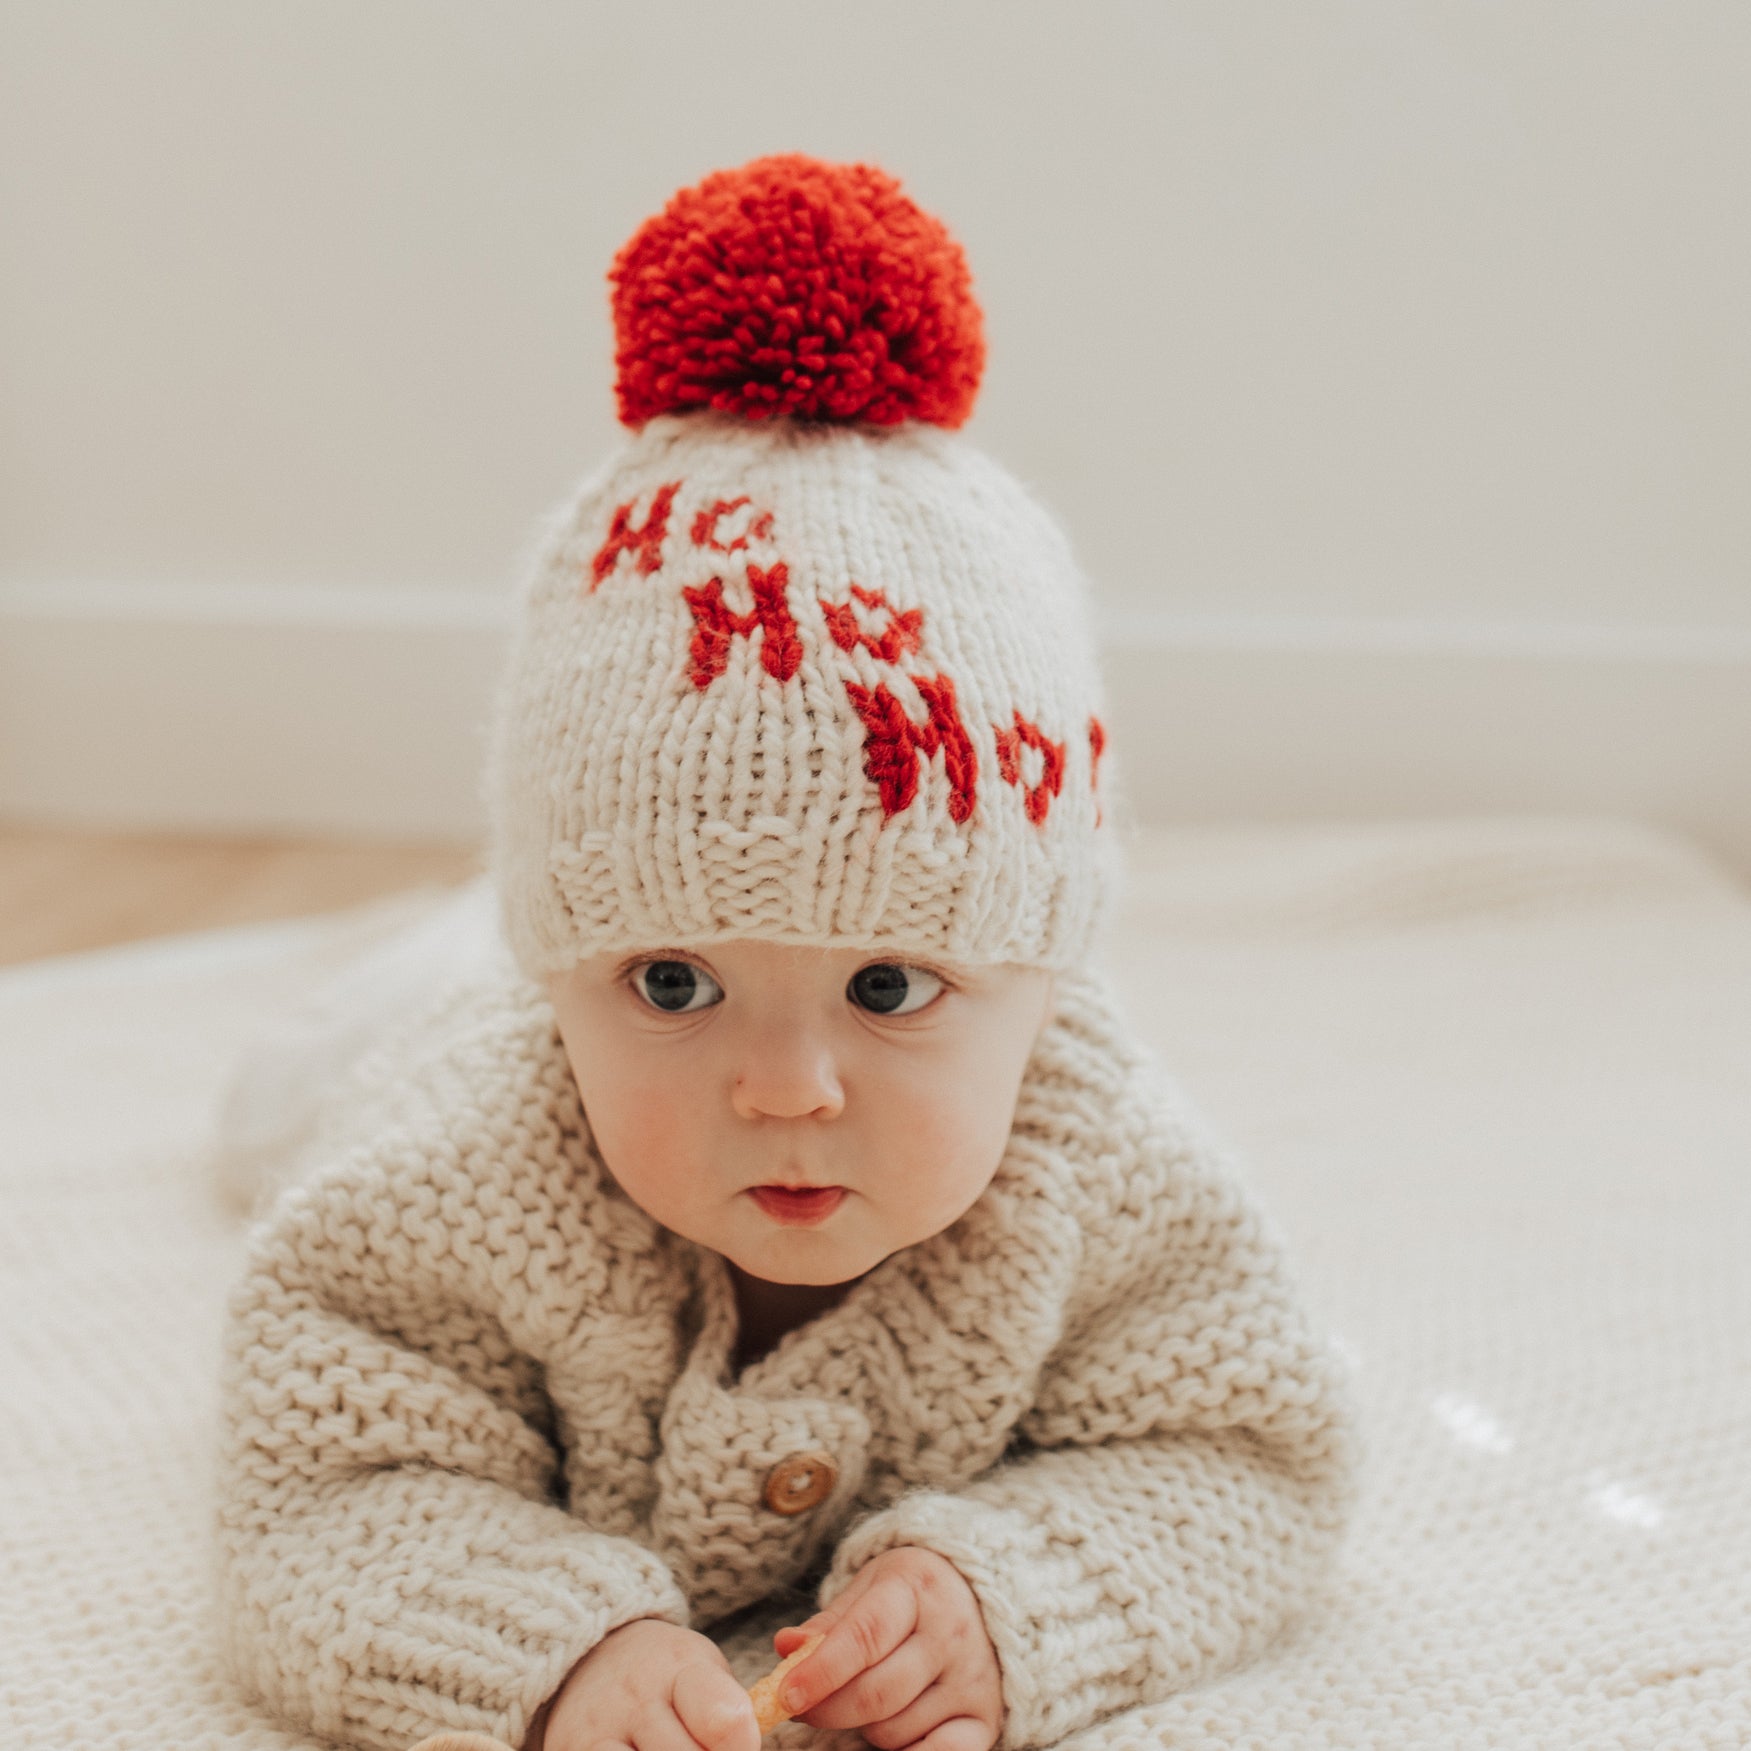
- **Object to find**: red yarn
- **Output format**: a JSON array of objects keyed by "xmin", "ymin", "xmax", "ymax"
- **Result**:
[
  {"xmin": 994, "ymin": 710, "xmax": 1066, "ymax": 825},
  {"xmin": 682, "ymin": 562, "xmax": 803, "ymax": 689},
  {"xmin": 818, "ymin": 583, "xmax": 925, "ymax": 664},
  {"xmin": 1088, "ymin": 714, "xmax": 1107, "ymax": 826},
  {"xmin": 610, "ymin": 154, "xmax": 985, "ymax": 429},
  {"xmin": 843, "ymin": 672, "xmax": 978, "ymax": 823},
  {"xmin": 590, "ymin": 481, "xmax": 681, "ymax": 589},
  {"xmin": 690, "ymin": 495, "xmax": 775, "ymax": 554}
]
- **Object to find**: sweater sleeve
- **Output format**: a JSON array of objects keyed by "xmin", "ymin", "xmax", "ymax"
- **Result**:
[
  {"xmin": 210, "ymin": 983, "xmax": 690, "ymax": 1751},
  {"xmin": 815, "ymin": 979, "xmax": 1362, "ymax": 1750}
]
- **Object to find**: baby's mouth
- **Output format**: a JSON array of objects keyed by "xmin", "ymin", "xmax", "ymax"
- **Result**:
[{"xmin": 748, "ymin": 1185, "xmax": 847, "ymax": 1226}]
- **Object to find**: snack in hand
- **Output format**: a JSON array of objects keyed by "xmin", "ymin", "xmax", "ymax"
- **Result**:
[
  {"xmin": 405, "ymin": 1636, "xmax": 829, "ymax": 1751},
  {"xmin": 746, "ymin": 1631, "xmax": 826, "ymax": 1734}
]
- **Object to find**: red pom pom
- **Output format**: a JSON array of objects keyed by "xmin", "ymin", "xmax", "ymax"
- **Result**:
[{"xmin": 609, "ymin": 154, "xmax": 985, "ymax": 430}]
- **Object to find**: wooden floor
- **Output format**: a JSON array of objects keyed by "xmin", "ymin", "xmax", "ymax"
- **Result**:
[{"xmin": 0, "ymin": 821, "xmax": 482, "ymax": 968}]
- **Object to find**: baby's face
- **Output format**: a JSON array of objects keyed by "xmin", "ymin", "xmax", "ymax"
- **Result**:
[{"xmin": 545, "ymin": 940, "xmax": 1055, "ymax": 1287}]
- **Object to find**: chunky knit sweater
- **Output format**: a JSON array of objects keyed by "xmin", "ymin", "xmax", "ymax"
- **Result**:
[{"xmin": 211, "ymin": 957, "xmax": 1360, "ymax": 1751}]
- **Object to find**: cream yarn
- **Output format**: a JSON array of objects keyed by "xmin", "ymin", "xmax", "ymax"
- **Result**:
[
  {"xmin": 210, "ymin": 958, "xmax": 1358, "ymax": 1751},
  {"xmin": 486, "ymin": 411, "xmax": 1119, "ymax": 980},
  {"xmin": 484, "ymin": 151, "xmax": 1121, "ymax": 982}
]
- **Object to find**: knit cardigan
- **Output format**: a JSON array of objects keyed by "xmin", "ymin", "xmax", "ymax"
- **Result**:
[{"xmin": 210, "ymin": 958, "xmax": 1360, "ymax": 1751}]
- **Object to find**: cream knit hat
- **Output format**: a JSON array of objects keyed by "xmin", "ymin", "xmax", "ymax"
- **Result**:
[{"xmin": 485, "ymin": 154, "xmax": 1121, "ymax": 978}]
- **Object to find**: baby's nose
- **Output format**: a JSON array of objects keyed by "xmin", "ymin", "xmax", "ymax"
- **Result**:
[{"xmin": 730, "ymin": 1029, "xmax": 844, "ymax": 1120}]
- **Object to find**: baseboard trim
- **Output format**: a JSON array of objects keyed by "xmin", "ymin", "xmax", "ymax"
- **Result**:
[
  {"xmin": 1095, "ymin": 606, "xmax": 1751, "ymax": 878},
  {"xmin": 3, "ymin": 584, "xmax": 1747, "ymax": 876},
  {"xmin": 0, "ymin": 584, "xmax": 504, "ymax": 842}
]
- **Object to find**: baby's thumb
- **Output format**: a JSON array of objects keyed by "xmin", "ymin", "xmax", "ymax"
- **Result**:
[{"xmin": 673, "ymin": 1661, "xmax": 760, "ymax": 1751}]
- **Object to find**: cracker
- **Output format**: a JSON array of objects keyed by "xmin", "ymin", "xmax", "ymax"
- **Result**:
[{"xmin": 746, "ymin": 1631, "xmax": 827, "ymax": 1734}]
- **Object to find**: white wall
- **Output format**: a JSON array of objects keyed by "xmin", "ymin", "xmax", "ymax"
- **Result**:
[{"xmin": 3, "ymin": 3, "xmax": 1747, "ymax": 861}]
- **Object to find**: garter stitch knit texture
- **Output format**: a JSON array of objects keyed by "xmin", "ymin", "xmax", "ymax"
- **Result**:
[{"xmin": 211, "ymin": 958, "xmax": 1360, "ymax": 1751}]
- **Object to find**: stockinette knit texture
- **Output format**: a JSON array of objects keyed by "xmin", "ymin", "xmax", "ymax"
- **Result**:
[
  {"xmin": 485, "ymin": 409, "xmax": 1117, "ymax": 980},
  {"xmin": 211, "ymin": 959, "xmax": 1360, "ymax": 1751},
  {"xmin": 485, "ymin": 152, "xmax": 1118, "ymax": 981}
]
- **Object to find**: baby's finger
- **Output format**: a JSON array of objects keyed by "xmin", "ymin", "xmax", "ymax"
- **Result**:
[
  {"xmin": 671, "ymin": 1662, "xmax": 760, "ymax": 1751},
  {"xmin": 776, "ymin": 1558, "xmax": 882, "ymax": 1658},
  {"xmin": 857, "ymin": 1677, "xmax": 960, "ymax": 1751},
  {"xmin": 776, "ymin": 1573, "xmax": 921, "ymax": 1720},
  {"xmin": 771, "ymin": 1618, "xmax": 824, "ymax": 1658},
  {"xmin": 902, "ymin": 1715, "xmax": 993, "ymax": 1751},
  {"xmin": 795, "ymin": 1641, "xmax": 935, "ymax": 1732},
  {"xmin": 631, "ymin": 1716, "xmax": 703, "ymax": 1751}
]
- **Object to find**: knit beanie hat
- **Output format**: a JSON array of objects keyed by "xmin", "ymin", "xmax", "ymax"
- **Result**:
[{"xmin": 485, "ymin": 153, "xmax": 1120, "ymax": 979}]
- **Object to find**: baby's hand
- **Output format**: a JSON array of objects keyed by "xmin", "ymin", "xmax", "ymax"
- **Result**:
[
  {"xmin": 535, "ymin": 1618, "xmax": 760, "ymax": 1751},
  {"xmin": 772, "ymin": 1547, "xmax": 1004, "ymax": 1751}
]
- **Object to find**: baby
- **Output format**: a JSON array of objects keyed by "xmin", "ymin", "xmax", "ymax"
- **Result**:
[{"xmin": 212, "ymin": 154, "xmax": 1359, "ymax": 1751}]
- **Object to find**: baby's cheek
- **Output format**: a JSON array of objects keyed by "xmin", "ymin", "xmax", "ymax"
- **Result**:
[
  {"xmin": 581, "ymin": 1078, "xmax": 708, "ymax": 1217},
  {"xmin": 876, "ymin": 1102, "xmax": 1002, "ymax": 1229}
]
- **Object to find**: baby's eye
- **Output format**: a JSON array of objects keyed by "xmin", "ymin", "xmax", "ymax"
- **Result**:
[
  {"xmin": 848, "ymin": 962, "xmax": 944, "ymax": 1017},
  {"xmin": 631, "ymin": 959, "xmax": 723, "ymax": 1014}
]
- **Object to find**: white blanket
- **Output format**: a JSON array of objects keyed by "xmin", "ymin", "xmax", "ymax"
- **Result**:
[{"xmin": 3, "ymin": 815, "xmax": 1747, "ymax": 1749}]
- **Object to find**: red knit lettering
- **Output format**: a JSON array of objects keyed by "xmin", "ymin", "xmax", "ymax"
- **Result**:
[
  {"xmin": 1088, "ymin": 714, "xmax": 1107, "ymax": 826},
  {"xmin": 590, "ymin": 481, "xmax": 682, "ymax": 589},
  {"xmin": 690, "ymin": 495, "xmax": 776, "ymax": 554},
  {"xmin": 682, "ymin": 560, "xmax": 803, "ymax": 689},
  {"xmin": 818, "ymin": 583, "xmax": 925, "ymax": 665},
  {"xmin": 843, "ymin": 672, "xmax": 978, "ymax": 824},
  {"xmin": 994, "ymin": 710, "xmax": 1066, "ymax": 826}
]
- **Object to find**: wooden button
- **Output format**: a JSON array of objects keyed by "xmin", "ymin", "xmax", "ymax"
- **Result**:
[{"xmin": 763, "ymin": 1450, "xmax": 837, "ymax": 1515}]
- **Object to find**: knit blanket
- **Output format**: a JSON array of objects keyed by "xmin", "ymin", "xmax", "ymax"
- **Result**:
[{"xmin": 3, "ymin": 815, "xmax": 1746, "ymax": 1750}]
